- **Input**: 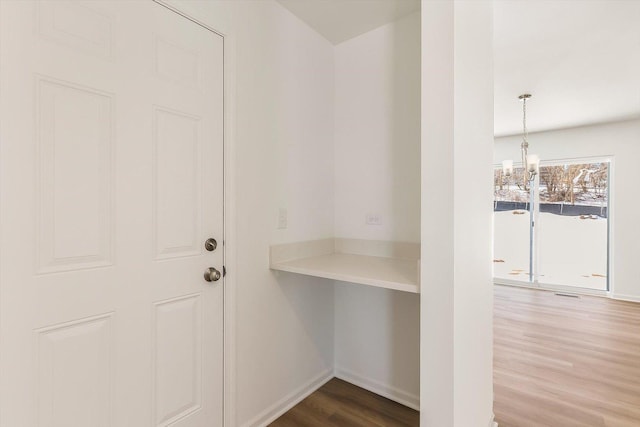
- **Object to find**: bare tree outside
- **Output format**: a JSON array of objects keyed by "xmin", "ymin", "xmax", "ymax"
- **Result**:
[{"xmin": 494, "ymin": 162, "xmax": 608, "ymax": 209}]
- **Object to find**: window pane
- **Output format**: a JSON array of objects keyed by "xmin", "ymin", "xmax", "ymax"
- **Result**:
[
  {"xmin": 493, "ymin": 167, "xmax": 532, "ymax": 282},
  {"xmin": 537, "ymin": 162, "xmax": 608, "ymax": 290}
]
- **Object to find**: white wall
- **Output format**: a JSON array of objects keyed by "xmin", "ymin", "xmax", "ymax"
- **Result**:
[
  {"xmin": 160, "ymin": 1, "xmax": 336, "ymax": 426},
  {"xmin": 334, "ymin": 283, "xmax": 420, "ymax": 408},
  {"xmin": 334, "ymin": 12, "xmax": 421, "ymax": 242},
  {"xmin": 234, "ymin": 3, "xmax": 336, "ymax": 425},
  {"xmin": 333, "ymin": 11, "xmax": 421, "ymax": 408},
  {"xmin": 495, "ymin": 118, "xmax": 640, "ymax": 301},
  {"xmin": 422, "ymin": 1, "xmax": 494, "ymax": 426}
]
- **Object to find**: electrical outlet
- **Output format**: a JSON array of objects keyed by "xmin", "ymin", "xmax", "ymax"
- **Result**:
[
  {"xmin": 365, "ymin": 213, "xmax": 381, "ymax": 225},
  {"xmin": 277, "ymin": 208, "xmax": 288, "ymax": 229}
]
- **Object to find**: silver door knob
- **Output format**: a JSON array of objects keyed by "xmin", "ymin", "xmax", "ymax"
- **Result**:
[
  {"xmin": 204, "ymin": 238, "xmax": 217, "ymax": 252},
  {"xmin": 204, "ymin": 267, "xmax": 221, "ymax": 282}
]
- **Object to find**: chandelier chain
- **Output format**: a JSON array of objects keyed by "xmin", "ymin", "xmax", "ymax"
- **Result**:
[{"xmin": 523, "ymin": 96, "xmax": 528, "ymax": 143}]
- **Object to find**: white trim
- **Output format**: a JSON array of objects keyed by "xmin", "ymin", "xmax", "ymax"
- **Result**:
[
  {"xmin": 152, "ymin": 0, "xmax": 226, "ymax": 36},
  {"xmin": 494, "ymin": 279, "xmax": 608, "ymax": 296},
  {"xmin": 334, "ymin": 366, "xmax": 420, "ymax": 411},
  {"xmin": 240, "ymin": 369, "xmax": 334, "ymax": 427},
  {"xmin": 606, "ymin": 155, "xmax": 615, "ymax": 296},
  {"xmin": 152, "ymin": 2, "xmax": 238, "ymax": 425},
  {"xmin": 221, "ymin": 26, "xmax": 238, "ymax": 427},
  {"xmin": 495, "ymin": 283, "xmax": 640, "ymax": 304},
  {"xmin": 494, "ymin": 281, "xmax": 609, "ymax": 298},
  {"xmin": 493, "ymin": 278, "xmax": 534, "ymax": 288},
  {"xmin": 611, "ymin": 293, "xmax": 640, "ymax": 303},
  {"xmin": 535, "ymin": 281, "xmax": 607, "ymax": 297},
  {"xmin": 222, "ymin": 36, "xmax": 238, "ymax": 427}
]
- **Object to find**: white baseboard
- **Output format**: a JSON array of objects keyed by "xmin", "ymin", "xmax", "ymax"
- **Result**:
[
  {"xmin": 241, "ymin": 368, "xmax": 334, "ymax": 427},
  {"xmin": 334, "ymin": 366, "xmax": 420, "ymax": 411},
  {"xmin": 611, "ymin": 293, "xmax": 640, "ymax": 303}
]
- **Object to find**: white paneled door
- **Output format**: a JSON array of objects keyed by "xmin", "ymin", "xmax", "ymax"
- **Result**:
[{"xmin": 0, "ymin": 1, "xmax": 224, "ymax": 426}]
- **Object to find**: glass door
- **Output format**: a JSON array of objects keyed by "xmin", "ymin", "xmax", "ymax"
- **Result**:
[
  {"xmin": 537, "ymin": 161, "xmax": 609, "ymax": 291},
  {"xmin": 493, "ymin": 159, "xmax": 609, "ymax": 292},
  {"xmin": 493, "ymin": 166, "xmax": 534, "ymax": 283}
]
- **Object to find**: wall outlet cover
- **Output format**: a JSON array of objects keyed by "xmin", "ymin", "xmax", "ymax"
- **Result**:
[
  {"xmin": 278, "ymin": 208, "xmax": 288, "ymax": 229},
  {"xmin": 365, "ymin": 213, "xmax": 381, "ymax": 225}
]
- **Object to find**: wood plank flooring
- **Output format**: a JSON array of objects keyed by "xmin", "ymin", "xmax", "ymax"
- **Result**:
[
  {"xmin": 269, "ymin": 378, "xmax": 419, "ymax": 427},
  {"xmin": 271, "ymin": 285, "xmax": 640, "ymax": 426},
  {"xmin": 494, "ymin": 285, "xmax": 640, "ymax": 427}
]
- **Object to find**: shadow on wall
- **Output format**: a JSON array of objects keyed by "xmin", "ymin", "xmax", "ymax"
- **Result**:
[
  {"xmin": 389, "ymin": 11, "xmax": 421, "ymax": 241},
  {"xmin": 388, "ymin": 11, "xmax": 421, "ymax": 408}
]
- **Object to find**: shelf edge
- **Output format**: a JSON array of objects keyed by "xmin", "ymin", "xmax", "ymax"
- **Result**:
[{"xmin": 270, "ymin": 261, "xmax": 420, "ymax": 294}]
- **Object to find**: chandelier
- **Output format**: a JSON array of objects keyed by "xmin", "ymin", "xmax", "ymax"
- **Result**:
[{"xmin": 502, "ymin": 93, "xmax": 539, "ymax": 188}]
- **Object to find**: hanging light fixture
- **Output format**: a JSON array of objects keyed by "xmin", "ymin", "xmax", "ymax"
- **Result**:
[{"xmin": 502, "ymin": 93, "xmax": 540, "ymax": 188}]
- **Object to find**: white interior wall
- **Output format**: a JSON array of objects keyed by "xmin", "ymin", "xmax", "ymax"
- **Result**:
[
  {"xmin": 234, "ymin": 3, "xmax": 335, "ymax": 425},
  {"xmin": 494, "ymin": 118, "xmax": 640, "ymax": 302},
  {"xmin": 160, "ymin": 1, "xmax": 336, "ymax": 426},
  {"xmin": 422, "ymin": 1, "xmax": 495, "ymax": 426},
  {"xmin": 334, "ymin": 284, "xmax": 421, "ymax": 407},
  {"xmin": 233, "ymin": 3, "xmax": 338, "ymax": 425},
  {"xmin": 334, "ymin": 12, "xmax": 421, "ymax": 242},
  {"xmin": 333, "ymin": 11, "xmax": 421, "ymax": 408}
]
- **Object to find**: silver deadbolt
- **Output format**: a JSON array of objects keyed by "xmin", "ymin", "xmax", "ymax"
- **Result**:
[
  {"xmin": 204, "ymin": 238, "xmax": 217, "ymax": 252},
  {"xmin": 204, "ymin": 267, "xmax": 221, "ymax": 282}
]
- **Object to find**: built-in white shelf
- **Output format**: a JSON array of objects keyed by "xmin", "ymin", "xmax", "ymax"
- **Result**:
[{"xmin": 269, "ymin": 238, "xmax": 420, "ymax": 293}]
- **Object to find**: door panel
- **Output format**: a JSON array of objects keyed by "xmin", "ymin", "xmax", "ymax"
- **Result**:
[
  {"xmin": 36, "ymin": 313, "xmax": 114, "ymax": 427},
  {"xmin": 37, "ymin": 77, "xmax": 114, "ymax": 273},
  {"xmin": 37, "ymin": 1, "xmax": 115, "ymax": 59},
  {"xmin": 0, "ymin": 1, "xmax": 224, "ymax": 426},
  {"xmin": 153, "ymin": 107, "xmax": 202, "ymax": 260},
  {"xmin": 153, "ymin": 294, "xmax": 202, "ymax": 426}
]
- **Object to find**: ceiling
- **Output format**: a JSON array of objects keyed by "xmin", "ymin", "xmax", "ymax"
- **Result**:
[
  {"xmin": 276, "ymin": 0, "xmax": 640, "ymax": 136},
  {"xmin": 494, "ymin": 0, "xmax": 640, "ymax": 136},
  {"xmin": 276, "ymin": 0, "xmax": 420, "ymax": 45}
]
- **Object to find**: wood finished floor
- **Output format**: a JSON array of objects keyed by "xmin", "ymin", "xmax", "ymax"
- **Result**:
[
  {"xmin": 269, "ymin": 378, "xmax": 419, "ymax": 427},
  {"xmin": 271, "ymin": 285, "xmax": 640, "ymax": 426},
  {"xmin": 494, "ymin": 285, "xmax": 640, "ymax": 427}
]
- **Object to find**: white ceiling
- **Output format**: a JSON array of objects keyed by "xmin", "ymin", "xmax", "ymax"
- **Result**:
[
  {"xmin": 494, "ymin": 0, "xmax": 640, "ymax": 136},
  {"xmin": 276, "ymin": 0, "xmax": 640, "ymax": 136},
  {"xmin": 276, "ymin": 0, "xmax": 420, "ymax": 45}
]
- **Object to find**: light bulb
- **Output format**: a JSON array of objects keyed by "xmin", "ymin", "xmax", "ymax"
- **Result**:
[
  {"xmin": 527, "ymin": 154, "xmax": 539, "ymax": 174},
  {"xmin": 502, "ymin": 159, "xmax": 513, "ymax": 177}
]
